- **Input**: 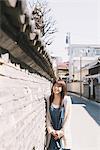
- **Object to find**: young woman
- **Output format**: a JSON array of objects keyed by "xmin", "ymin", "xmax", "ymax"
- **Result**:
[{"xmin": 46, "ymin": 80, "xmax": 72, "ymax": 150}]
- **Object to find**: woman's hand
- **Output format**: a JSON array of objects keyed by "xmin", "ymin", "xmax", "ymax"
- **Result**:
[
  {"xmin": 55, "ymin": 130, "xmax": 64, "ymax": 139},
  {"xmin": 51, "ymin": 130, "xmax": 59, "ymax": 140}
]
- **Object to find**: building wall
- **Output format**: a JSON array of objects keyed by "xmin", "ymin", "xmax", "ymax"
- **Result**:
[
  {"xmin": 0, "ymin": 60, "xmax": 51, "ymax": 150},
  {"xmin": 95, "ymin": 84, "xmax": 100, "ymax": 102},
  {"xmin": 67, "ymin": 82, "xmax": 100, "ymax": 103},
  {"xmin": 83, "ymin": 84, "xmax": 89, "ymax": 98},
  {"xmin": 74, "ymin": 68, "xmax": 88, "ymax": 81},
  {"xmin": 58, "ymin": 69, "xmax": 67, "ymax": 79},
  {"xmin": 67, "ymin": 82, "xmax": 84, "ymax": 95},
  {"xmin": 68, "ymin": 44, "xmax": 100, "ymax": 80}
]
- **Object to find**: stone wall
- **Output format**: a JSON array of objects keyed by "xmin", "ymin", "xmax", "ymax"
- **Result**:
[{"xmin": 0, "ymin": 59, "xmax": 51, "ymax": 150}]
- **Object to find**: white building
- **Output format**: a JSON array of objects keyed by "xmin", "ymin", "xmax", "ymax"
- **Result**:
[{"xmin": 68, "ymin": 44, "xmax": 100, "ymax": 81}]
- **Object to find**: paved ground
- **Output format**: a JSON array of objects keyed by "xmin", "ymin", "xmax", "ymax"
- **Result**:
[{"xmin": 69, "ymin": 93, "xmax": 100, "ymax": 150}]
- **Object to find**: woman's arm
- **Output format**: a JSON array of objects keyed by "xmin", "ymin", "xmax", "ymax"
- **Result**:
[
  {"xmin": 56, "ymin": 96, "xmax": 72, "ymax": 138},
  {"xmin": 63, "ymin": 96, "xmax": 72, "ymax": 128},
  {"xmin": 47, "ymin": 110, "xmax": 55, "ymax": 134},
  {"xmin": 46, "ymin": 97, "xmax": 55, "ymax": 134}
]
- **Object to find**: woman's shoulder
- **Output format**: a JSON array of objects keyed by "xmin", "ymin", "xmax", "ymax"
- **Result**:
[
  {"xmin": 63, "ymin": 95, "xmax": 72, "ymax": 104},
  {"xmin": 45, "ymin": 95, "xmax": 50, "ymax": 106},
  {"xmin": 45, "ymin": 95, "xmax": 50, "ymax": 101}
]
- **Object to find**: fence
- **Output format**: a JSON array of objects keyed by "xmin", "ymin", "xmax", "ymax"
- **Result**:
[{"xmin": 0, "ymin": 57, "xmax": 51, "ymax": 150}]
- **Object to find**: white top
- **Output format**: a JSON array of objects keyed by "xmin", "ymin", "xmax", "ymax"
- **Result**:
[{"xmin": 51, "ymin": 103, "xmax": 60, "ymax": 108}]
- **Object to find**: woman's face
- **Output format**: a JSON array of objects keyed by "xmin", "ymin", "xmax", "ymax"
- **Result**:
[{"xmin": 53, "ymin": 83, "xmax": 62, "ymax": 94}]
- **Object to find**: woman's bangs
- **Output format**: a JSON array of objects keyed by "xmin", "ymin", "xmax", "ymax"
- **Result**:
[{"xmin": 56, "ymin": 82, "xmax": 63, "ymax": 87}]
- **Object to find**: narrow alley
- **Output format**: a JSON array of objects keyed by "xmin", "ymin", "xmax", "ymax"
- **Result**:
[
  {"xmin": 69, "ymin": 93, "xmax": 100, "ymax": 150},
  {"xmin": 0, "ymin": 0, "xmax": 100, "ymax": 150}
]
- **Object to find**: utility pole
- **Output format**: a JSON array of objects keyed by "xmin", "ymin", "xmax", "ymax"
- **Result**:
[
  {"xmin": 80, "ymin": 56, "xmax": 82, "ymax": 97},
  {"xmin": 80, "ymin": 49, "xmax": 85, "ymax": 98},
  {"xmin": 66, "ymin": 32, "xmax": 72, "ymax": 81}
]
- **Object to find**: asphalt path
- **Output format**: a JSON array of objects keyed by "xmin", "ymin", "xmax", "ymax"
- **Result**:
[{"xmin": 69, "ymin": 93, "xmax": 100, "ymax": 150}]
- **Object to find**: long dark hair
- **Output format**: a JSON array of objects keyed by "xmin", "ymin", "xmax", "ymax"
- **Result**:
[{"xmin": 49, "ymin": 80, "xmax": 67, "ymax": 106}]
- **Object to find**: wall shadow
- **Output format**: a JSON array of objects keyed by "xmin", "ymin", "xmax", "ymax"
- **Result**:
[{"xmin": 69, "ymin": 94, "xmax": 100, "ymax": 126}]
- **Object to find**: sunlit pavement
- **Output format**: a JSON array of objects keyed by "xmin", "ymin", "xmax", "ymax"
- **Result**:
[{"xmin": 68, "ymin": 93, "xmax": 100, "ymax": 150}]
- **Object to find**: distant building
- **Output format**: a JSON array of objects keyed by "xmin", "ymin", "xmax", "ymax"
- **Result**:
[
  {"xmin": 57, "ymin": 62, "xmax": 69, "ymax": 81},
  {"xmin": 83, "ymin": 58, "xmax": 100, "ymax": 100},
  {"xmin": 83, "ymin": 58, "xmax": 100, "ymax": 82},
  {"xmin": 68, "ymin": 44, "xmax": 100, "ymax": 81},
  {"xmin": 50, "ymin": 54, "xmax": 68, "ymax": 79}
]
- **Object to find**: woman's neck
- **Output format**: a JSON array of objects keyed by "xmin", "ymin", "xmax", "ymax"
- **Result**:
[{"xmin": 53, "ymin": 94, "xmax": 61, "ymax": 105}]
